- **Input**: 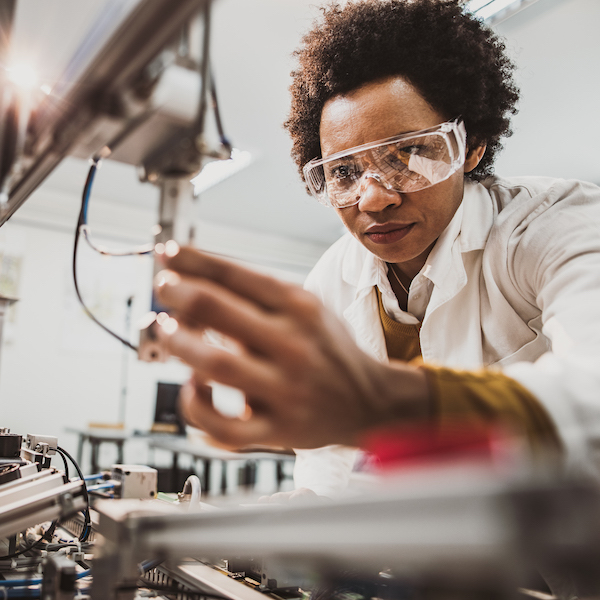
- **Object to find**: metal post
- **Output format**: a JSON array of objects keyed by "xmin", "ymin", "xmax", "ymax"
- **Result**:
[{"xmin": 0, "ymin": 295, "xmax": 17, "ymax": 389}]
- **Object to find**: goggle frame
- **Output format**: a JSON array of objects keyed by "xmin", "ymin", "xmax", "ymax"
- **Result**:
[{"xmin": 303, "ymin": 119, "xmax": 467, "ymax": 209}]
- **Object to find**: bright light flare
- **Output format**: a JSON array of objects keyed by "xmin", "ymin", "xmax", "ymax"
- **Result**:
[{"xmin": 6, "ymin": 63, "xmax": 39, "ymax": 90}]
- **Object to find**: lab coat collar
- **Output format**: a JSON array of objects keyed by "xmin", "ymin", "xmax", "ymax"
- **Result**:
[
  {"xmin": 458, "ymin": 180, "xmax": 496, "ymax": 252},
  {"xmin": 423, "ymin": 181, "xmax": 494, "ymax": 289},
  {"xmin": 340, "ymin": 180, "xmax": 495, "ymax": 296},
  {"xmin": 340, "ymin": 236, "xmax": 389, "ymax": 361},
  {"xmin": 341, "ymin": 232, "xmax": 383, "ymax": 293}
]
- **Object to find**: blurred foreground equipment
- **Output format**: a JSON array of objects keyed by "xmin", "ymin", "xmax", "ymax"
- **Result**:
[{"xmin": 90, "ymin": 473, "xmax": 600, "ymax": 600}]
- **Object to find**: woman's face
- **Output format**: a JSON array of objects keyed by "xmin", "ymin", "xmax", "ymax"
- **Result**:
[{"xmin": 319, "ymin": 76, "xmax": 481, "ymax": 277}]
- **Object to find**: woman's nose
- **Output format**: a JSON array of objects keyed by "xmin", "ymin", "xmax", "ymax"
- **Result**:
[{"xmin": 356, "ymin": 172, "xmax": 402, "ymax": 212}]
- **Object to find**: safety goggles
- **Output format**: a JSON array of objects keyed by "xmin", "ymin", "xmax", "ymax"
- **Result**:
[{"xmin": 303, "ymin": 119, "xmax": 467, "ymax": 209}]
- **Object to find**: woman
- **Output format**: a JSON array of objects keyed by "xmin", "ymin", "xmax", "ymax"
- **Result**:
[{"xmin": 153, "ymin": 0, "xmax": 600, "ymax": 497}]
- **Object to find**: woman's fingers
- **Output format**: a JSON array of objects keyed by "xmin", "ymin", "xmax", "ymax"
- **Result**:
[
  {"xmin": 156, "ymin": 322, "xmax": 287, "ymax": 401},
  {"xmin": 155, "ymin": 267, "xmax": 329, "ymax": 367},
  {"xmin": 156, "ymin": 245, "xmax": 293, "ymax": 312},
  {"xmin": 178, "ymin": 379, "xmax": 281, "ymax": 448},
  {"xmin": 154, "ymin": 271, "xmax": 279, "ymax": 352}
]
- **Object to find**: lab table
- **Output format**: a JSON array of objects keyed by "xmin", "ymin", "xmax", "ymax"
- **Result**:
[
  {"xmin": 65, "ymin": 427, "xmax": 133, "ymax": 474},
  {"xmin": 146, "ymin": 436, "xmax": 295, "ymax": 495}
]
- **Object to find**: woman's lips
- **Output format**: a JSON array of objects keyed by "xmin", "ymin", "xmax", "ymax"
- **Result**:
[{"xmin": 365, "ymin": 223, "xmax": 414, "ymax": 244}]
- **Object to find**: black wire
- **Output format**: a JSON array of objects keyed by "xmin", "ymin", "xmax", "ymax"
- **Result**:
[
  {"xmin": 79, "ymin": 112, "xmax": 155, "ymax": 259},
  {"xmin": 57, "ymin": 451, "xmax": 70, "ymax": 481},
  {"xmin": 81, "ymin": 227, "xmax": 154, "ymax": 257},
  {"xmin": 72, "ymin": 161, "xmax": 138, "ymax": 352},
  {"xmin": 0, "ymin": 521, "xmax": 57, "ymax": 561},
  {"xmin": 56, "ymin": 447, "xmax": 91, "ymax": 542},
  {"xmin": 209, "ymin": 67, "xmax": 231, "ymax": 151}
]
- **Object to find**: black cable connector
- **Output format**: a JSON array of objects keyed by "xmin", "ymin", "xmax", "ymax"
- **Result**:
[{"xmin": 56, "ymin": 446, "xmax": 91, "ymax": 542}]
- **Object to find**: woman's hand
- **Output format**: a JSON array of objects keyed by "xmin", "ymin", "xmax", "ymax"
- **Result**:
[{"xmin": 153, "ymin": 244, "xmax": 430, "ymax": 450}]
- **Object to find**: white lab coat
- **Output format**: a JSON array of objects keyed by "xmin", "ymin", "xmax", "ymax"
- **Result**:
[{"xmin": 294, "ymin": 176, "xmax": 600, "ymax": 497}]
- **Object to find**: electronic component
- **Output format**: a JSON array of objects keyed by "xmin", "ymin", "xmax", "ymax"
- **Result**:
[
  {"xmin": 111, "ymin": 464, "xmax": 157, "ymax": 499},
  {"xmin": 0, "ymin": 429, "xmax": 89, "ymax": 550},
  {"xmin": 41, "ymin": 554, "xmax": 77, "ymax": 600},
  {"xmin": 0, "ymin": 468, "xmax": 85, "ymax": 539},
  {"xmin": 217, "ymin": 555, "xmax": 311, "ymax": 593},
  {"xmin": 21, "ymin": 433, "xmax": 58, "ymax": 470}
]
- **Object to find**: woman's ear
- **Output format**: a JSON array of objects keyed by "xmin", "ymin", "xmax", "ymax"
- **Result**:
[{"xmin": 464, "ymin": 144, "xmax": 486, "ymax": 173}]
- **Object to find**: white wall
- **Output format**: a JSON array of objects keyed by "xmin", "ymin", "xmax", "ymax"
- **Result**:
[
  {"xmin": 493, "ymin": 0, "xmax": 600, "ymax": 184},
  {"xmin": 0, "ymin": 171, "xmax": 323, "ymax": 468},
  {"xmin": 0, "ymin": 191, "xmax": 183, "ymax": 463}
]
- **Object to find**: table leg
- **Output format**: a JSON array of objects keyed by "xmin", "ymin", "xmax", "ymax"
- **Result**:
[
  {"xmin": 76, "ymin": 435, "xmax": 85, "ymax": 469},
  {"xmin": 200, "ymin": 458, "xmax": 211, "ymax": 495},
  {"xmin": 276, "ymin": 460, "xmax": 284, "ymax": 490},
  {"xmin": 241, "ymin": 460, "xmax": 257, "ymax": 489},
  {"xmin": 90, "ymin": 441, "xmax": 100, "ymax": 474},
  {"xmin": 116, "ymin": 441, "xmax": 124, "ymax": 465},
  {"xmin": 171, "ymin": 451, "xmax": 179, "ymax": 492},
  {"xmin": 220, "ymin": 461, "xmax": 227, "ymax": 495}
]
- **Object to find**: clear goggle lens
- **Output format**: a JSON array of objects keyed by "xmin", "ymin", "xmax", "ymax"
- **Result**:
[{"xmin": 303, "ymin": 120, "xmax": 467, "ymax": 209}]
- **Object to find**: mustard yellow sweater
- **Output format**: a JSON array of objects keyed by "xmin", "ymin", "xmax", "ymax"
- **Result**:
[{"xmin": 376, "ymin": 288, "xmax": 562, "ymax": 456}]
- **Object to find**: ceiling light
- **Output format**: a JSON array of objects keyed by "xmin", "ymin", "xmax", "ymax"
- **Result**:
[
  {"xmin": 191, "ymin": 148, "xmax": 253, "ymax": 194},
  {"xmin": 465, "ymin": 0, "xmax": 540, "ymax": 22}
]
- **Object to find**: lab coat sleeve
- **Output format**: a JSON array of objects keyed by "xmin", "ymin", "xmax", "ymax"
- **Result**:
[
  {"xmin": 293, "ymin": 445, "xmax": 359, "ymax": 498},
  {"xmin": 499, "ymin": 179, "xmax": 600, "ymax": 476}
]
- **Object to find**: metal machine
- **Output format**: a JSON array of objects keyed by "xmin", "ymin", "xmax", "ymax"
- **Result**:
[
  {"xmin": 0, "ymin": 429, "xmax": 86, "ymax": 540},
  {"xmin": 0, "ymin": 0, "xmax": 229, "ymax": 360},
  {"xmin": 89, "ymin": 470, "xmax": 600, "ymax": 600}
]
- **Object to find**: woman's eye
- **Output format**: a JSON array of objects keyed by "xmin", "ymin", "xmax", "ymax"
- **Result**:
[
  {"xmin": 328, "ymin": 164, "xmax": 356, "ymax": 180},
  {"xmin": 397, "ymin": 144, "xmax": 422, "ymax": 155}
]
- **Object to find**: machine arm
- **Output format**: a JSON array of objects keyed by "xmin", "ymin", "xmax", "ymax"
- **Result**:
[{"xmin": 1, "ymin": 0, "xmax": 211, "ymax": 226}]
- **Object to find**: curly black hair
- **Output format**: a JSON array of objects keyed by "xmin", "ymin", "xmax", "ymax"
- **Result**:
[{"xmin": 284, "ymin": 0, "xmax": 519, "ymax": 183}]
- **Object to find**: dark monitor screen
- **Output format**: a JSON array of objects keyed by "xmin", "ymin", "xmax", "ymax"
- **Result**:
[{"xmin": 153, "ymin": 382, "xmax": 186, "ymax": 435}]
